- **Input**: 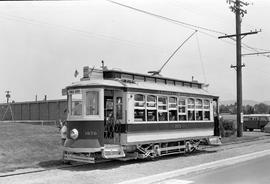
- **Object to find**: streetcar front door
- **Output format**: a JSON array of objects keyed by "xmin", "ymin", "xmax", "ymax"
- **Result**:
[{"xmin": 104, "ymin": 90, "xmax": 123, "ymax": 144}]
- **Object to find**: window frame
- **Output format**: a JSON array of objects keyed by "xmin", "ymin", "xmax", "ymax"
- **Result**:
[
  {"xmin": 67, "ymin": 88, "xmax": 104, "ymax": 121},
  {"xmin": 157, "ymin": 96, "xmax": 168, "ymax": 122},
  {"xmin": 169, "ymin": 96, "xmax": 178, "ymax": 121},
  {"xmin": 203, "ymin": 99, "xmax": 211, "ymax": 121},
  {"xmin": 146, "ymin": 95, "xmax": 157, "ymax": 122},
  {"xmin": 130, "ymin": 92, "xmax": 213, "ymax": 123},
  {"xmin": 134, "ymin": 94, "xmax": 146, "ymax": 122}
]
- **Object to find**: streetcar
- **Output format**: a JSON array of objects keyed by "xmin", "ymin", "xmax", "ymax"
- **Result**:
[{"xmin": 62, "ymin": 65, "xmax": 221, "ymax": 163}]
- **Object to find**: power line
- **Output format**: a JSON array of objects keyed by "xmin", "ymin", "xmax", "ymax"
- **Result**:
[
  {"xmin": 106, "ymin": 0, "xmax": 270, "ymax": 57},
  {"xmin": 106, "ymin": 0, "xmax": 225, "ymax": 35},
  {"xmin": 0, "ymin": 11, "xmax": 168, "ymax": 53},
  {"xmin": 0, "ymin": 1, "xmax": 268, "ymax": 60}
]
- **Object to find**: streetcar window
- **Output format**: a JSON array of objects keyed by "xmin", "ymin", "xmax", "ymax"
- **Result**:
[
  {"xmin": 169, "ymin": 110, "xmax": 177, "ymax": 121},
  {"xmin": 184, "ymin": 82, "xmax": 191, "ymax": 87},
  {"xmin": 178, "ymin": 98, "xmax": 187, "ymax": 121},
  {"xmin": 134, "ymin": 94, "xmax": 146, "ymax": 122},
  {"xmin": 156, "ymin": 78, "xmax": 166, "ymax": 84},
  {"xmin": 260, "ymin": 117, "xmax": 268, "ymax": 121},
  {"xmin": 188, "ymin": 110, "xmax": 195, "ymax": 120},
  {"xmin": 192, "ymin": 83, "xmax": 200, "ymax": 88},
  {"xmin": 122, "ymin": 74, "xmax": 133, "ymax": 80},
  {"xmin": 175, "ymin": 81, "xmax": 184, "ymax": 86},
  {"xmin": 116, "ymin": 97, "xmax": 123, "ymax": 119},
  {"xmin": 147, "ymin": 110, "xmax": 157, "ymax": 121},
  {"xmin": 86, "ymin": 91, "xmax": 99, "ymax": 115},
  {"xmin": 203, "ymin": 100, "xmax": 210, "ymax": 109},
  {"xmin": 145, "ymin": 77, "xmax": 155, "ymax": 83},
  {"xmin": 158, "ymin": 112, "xmax": 168, "ymax": 121},
  {"xmin": 196, "ymin": 111, "xmax": 203, "ymax": 120},
  {"xmin": 147, "ymin": 95, "xmax": 157, "ymax": 107},
  {"xmin": 147, "ymin": 95, "xmax": 157, "ymax": 121},
  {"xmin": 134, "ymin": 94, "xmax": 145, "ymax": 107},
  {"xmin": 196, "ymin": 99, "xmax": 203, "ymax": 109},
  {"xmin": 158, "ymin": 96, "xmax": 167, "ymax": 110},
  {"xmin": 195, "ymin": 99, "xmax": 203, "ymax": 121},
  {"xmin": 158, "ymin": 96, "xmax": 168, "ymax": 121},
  {"xmin": 187, "ymin": 98, "xmax": 195, "ymax": 108},
  {"xmin": 134, "ymin": 75, "xmax": 145, "ymax": 81},
  {"xmin": 203, "ymin": 99, "xmax": 210, "ymax": 121},
  {"xmin": 167, "ymin": 80, "xmax": 174, "ymax": 85},
  {"xmin": 71, "ymin": 93, "xmax": 83, "ymax": 116},
  {"xmin": 204, "ymin": 111, "xmax": 210, "ymax": 120},
  {"xmin": 134, "ymin": 109, "xmax": 145, "ymax": 121},
  {"xmin": 187, "ymin": 98, "xmax": 195, "ymax": 121},
  {"xmin": 169, "ymin": 97, "xmax": 177, "ymax": 121},
  {"xmin": 169, "ymin": 97, "xmax": 177, "ymax": 108},
  {"xmin": 243, "ymin": 117, "xmax": 250, "ymax": 121}
]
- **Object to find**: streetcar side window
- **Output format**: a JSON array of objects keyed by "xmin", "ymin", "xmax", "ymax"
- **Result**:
[
  {"xmin": 169, "ymin": 97, "xmax": 177, "ymax": 121},
  {"xmin": 187, "ymin": 98, "xmax": 195, "ymax": 121},
  {"xmin": 195, "ymin": 99, "xmax": 203, "ymax": 120},
  {"xmin": 158, "ymin": 96, "xmax": 168, "ymax": 121},
  {"xmin": 178, "ymin": 98, "xmax": 187, "ymax": 121},
  {"xmin": 203, "ymin": 99, "xmax": 210, "ymax": 120},
  {"xmin": 134, "ymin": 94, "xmax": 146, "ymax": 121},
  {"xmin": 147, "ymin": 95, "xmax": 157, "ymax": 121},
  {"xmin": 70, "ymin": 92, "xmax": 83, "ymax": 116},
  {"xmin": 85, "ymin": 91, "xmax": 99, "ymax": 115}
]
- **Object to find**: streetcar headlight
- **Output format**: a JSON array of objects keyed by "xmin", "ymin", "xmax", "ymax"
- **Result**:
[{"xmin": 70, "ymin": 129, "xmax": 79, "ymax": 140}]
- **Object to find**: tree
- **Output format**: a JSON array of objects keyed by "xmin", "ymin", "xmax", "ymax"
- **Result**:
[
  {"xmin": 243, "ymin": 105, "xmax": 254, "ymax": 114},
  {"xmin": 254, "ymin": 103, "xmax": 270, "ymax": 114}
]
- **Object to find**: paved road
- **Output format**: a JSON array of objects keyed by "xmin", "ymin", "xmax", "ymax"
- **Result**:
[{"xmin": 160, "ymin": 154, "xmax": 270, "ymax": 184}]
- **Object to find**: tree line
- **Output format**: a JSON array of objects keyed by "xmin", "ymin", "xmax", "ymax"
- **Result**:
[{"xmin": 220, "ymin": 103, "xmax": 270, "ymax": 114}]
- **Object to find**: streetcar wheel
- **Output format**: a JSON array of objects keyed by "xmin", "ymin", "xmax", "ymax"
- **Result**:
[{"xmin": 249, "ymin": 128, "xmax": 254, "ymax": 132}]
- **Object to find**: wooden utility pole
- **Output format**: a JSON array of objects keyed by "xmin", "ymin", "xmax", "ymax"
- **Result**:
[
  {"xmin": 219, "ymin": 0, "xmax": 258, "ymax": 137},
  {"xmin": 235, "ymin": 0, "xmax": 243, "ymax": 137}
]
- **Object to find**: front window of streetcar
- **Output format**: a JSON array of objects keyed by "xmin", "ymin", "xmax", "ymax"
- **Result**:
[
  {"xmin": 68, "ymin": 88, "xmax": 103, "ymax": 120},
  {"xmin": 70, "ymin": 92, "xmax": 83, "ymax": 116},
  {"xmin": 86, "ymin": 91, "xmax": 99, "ymax": 115}
]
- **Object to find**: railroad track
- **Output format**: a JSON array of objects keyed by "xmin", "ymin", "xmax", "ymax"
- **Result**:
[
  {"xmin": 1, "ymin": 136, "xmax": 268, "ymax": 178},
  {"xmin": 0, "ymin": 162, "xmax": 90, "ymax": 178}
]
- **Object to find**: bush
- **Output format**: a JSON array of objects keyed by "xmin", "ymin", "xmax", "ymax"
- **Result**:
[{"xmin": 220, "ymin": 118, "xmax": 237, "ymax": 137}]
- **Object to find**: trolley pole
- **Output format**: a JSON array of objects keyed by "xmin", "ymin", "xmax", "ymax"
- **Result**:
[{"xmin": 219, "ymin": 0, "xmax": 259, "ymax": 137}]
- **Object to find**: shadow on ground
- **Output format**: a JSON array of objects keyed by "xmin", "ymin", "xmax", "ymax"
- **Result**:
[{"xmin": 37, "ymin": 149, "xmax": 218, "ymax": 172}]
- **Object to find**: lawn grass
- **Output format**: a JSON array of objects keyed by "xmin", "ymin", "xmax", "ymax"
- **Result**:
[
  {"xmin": 0, "ymin": 122, "xmax": 268, "ymax": 173},
  {"xmin": 0, "ymin": 122, "xmax": 62, "ymax": 172}
]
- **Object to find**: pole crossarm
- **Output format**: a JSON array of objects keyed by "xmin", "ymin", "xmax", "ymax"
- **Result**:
[
  {"xmin": 230, "ymin": 64, "xmax": 245, "ymax": 68},
  {"xmin": 218, "ymin": 30, "xmax": 260, "ymax": 39},
  {"xmin": 242, "ymin": 51, "xmax": 270, "ymax": 56}
]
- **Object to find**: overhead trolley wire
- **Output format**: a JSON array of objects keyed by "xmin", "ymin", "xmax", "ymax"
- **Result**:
[
  {"xmin": 106, "ymin": 0, "xmax": 270, "ymax": 57},
  {"xmin": 0, "ymin": 11, "xmax": 168, "ymax": 53},
  {"xmin": 106, "ymin": 0, "xmax": 225, "ymax": 35}
]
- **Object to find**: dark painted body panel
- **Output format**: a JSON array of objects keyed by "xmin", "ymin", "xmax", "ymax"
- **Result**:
[
  {"xmin": 126, "ymin": 122, "xmax": 214, "ymax": 132},
  {"xmin": 66, "ymin": 120, "xmax": 104, "ymax": 147}
]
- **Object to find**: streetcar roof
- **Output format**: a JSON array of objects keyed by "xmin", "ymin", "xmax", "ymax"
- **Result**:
[
  {"xmin": 66, "ymin": 78, "xmax": 217, "ymax": 98},
  {"xmin": 103, "ymin": 69, "xmax": 204, "ymax": 86}
]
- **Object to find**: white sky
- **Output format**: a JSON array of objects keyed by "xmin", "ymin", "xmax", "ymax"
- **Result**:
[{"xmin": 0, "ymin": 0, "xmax": 270, "ymax": 103}]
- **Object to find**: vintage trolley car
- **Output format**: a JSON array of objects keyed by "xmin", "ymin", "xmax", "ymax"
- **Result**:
[{"xmin": 62, "ymin": 66, "xmax": 221, "ymax": 163}]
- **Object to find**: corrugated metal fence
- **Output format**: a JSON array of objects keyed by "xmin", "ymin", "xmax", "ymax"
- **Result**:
[{"xmin": 0, "ymin": 99, "xmax": 67, "ymax": 123}]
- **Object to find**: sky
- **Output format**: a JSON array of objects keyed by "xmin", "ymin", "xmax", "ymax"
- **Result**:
[{"xmin": 0, "ymin": 0, "xmax": 270, "ymax": 103}]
